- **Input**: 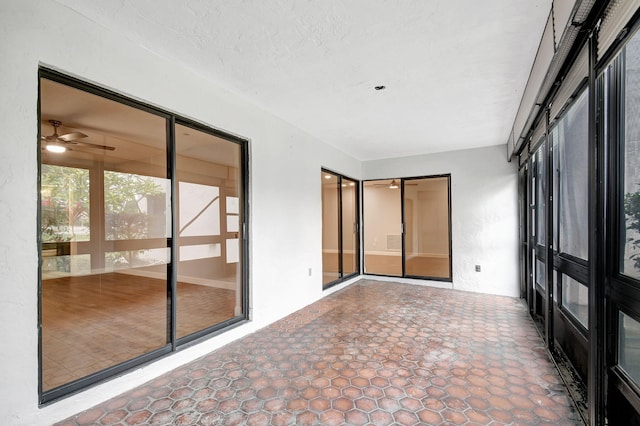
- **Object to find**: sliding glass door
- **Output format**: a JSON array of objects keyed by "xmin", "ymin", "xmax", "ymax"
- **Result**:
[
  {"xmin": 362, "ymin": 179, "xmax": 403, "ymax": 276},
  {"xmin": 39, "ymin": 70, "xmax": 248, "ymax": 403},
  {"xmin": 175, "ymin": 123, "xmax": 244, "ymax": 340},
  {"xmin": 321, "ymin": 170, "xmax": 359, "ymax": 288},
  {"xmin": 341, "ymin": 177, "xmax": 359, "ymax": 277},
  {"xmin": 363, "ymin": 175, "xmax": 451, "ymax": 281},
  {"xmin": 40, "ymin": 78, "xmax": 171, "ymax": 393},
  {"xmin": 404, "ymin": 176, "xmax": 451, "ymax": 279}
]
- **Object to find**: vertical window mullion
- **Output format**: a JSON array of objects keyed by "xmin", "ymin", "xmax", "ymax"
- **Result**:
[
  {"xmin": 338, "ymin": 176, "xmax": 344, "ymax": 279},
  {"xmin": 588, "ymin": 30, "xmax": 606, "ymax": 426},
  {"xmin": 400, "ymin": 179, "xmax": 406, "ymax": 278},
  {"xmin": 168, "ymin": 116, "xmax": 177, "ymax": 349}
]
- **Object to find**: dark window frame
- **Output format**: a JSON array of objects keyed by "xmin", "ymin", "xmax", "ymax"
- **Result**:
[
  {"xmin": 548, "ymin": 85, "xmax": 591, "ymax": 336},
  {"xmin": 37, "ymin": 67, "xmax": 250, "ymax": 404},
  {"xmin": 321, "ymin": 169, "xmax": 361, "ymax": 290},
  {"xmin": 361, "ymin": 174, "xmax": 453, "ymax": 283},
  {"xmin": 599, "ymin": 23, "xmax": 640, "ymax": 416}
]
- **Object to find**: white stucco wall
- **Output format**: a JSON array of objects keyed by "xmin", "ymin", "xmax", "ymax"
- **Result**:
[
  {"xmin": 0, "ymin": 1, "xmax": 519, "ymax": 424},
  {"xmin": 0, "ymin": 1, "xmax": 361, "ymax": 424},
  {"xmin": 362, "ymin": 145, "xmax": 520, "ymax": 298}
]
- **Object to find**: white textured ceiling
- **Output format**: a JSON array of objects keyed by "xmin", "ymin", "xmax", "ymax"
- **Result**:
[{"xmin": 53, "ymin": 0, "xmax": 551, "ymax": 160}]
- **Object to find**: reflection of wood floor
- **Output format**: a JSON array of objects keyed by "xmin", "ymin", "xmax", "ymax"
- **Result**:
[
  {"xmin": 42, "ymin": 273, "xmax": 236, "ymax": 391},
  {"xmin": 364, "ymin": 254, "xmax": 450, "ymax": 278},
  {"xmin": 322, "ymin": 252, "xmax": 357, "ymax": 285}
]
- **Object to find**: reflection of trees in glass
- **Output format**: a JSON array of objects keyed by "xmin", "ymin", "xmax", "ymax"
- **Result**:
[
  {"xmin": 104, "ymin": 171, "xmax": 164, "ymax": 241},
  {"xmin": 104, "ymin": 171, "xmax": 166, "ymax": 267},
  {"xmin": 41, "ymin": 165, "xmax": 90, "ymax": 243},
  {"xmin": 625, "ymin": 188, "xmax": 640, "ymax": 271}
]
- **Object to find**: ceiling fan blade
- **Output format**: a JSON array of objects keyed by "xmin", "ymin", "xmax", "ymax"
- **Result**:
[
  {"xmin": 73, "ymin": 140, "xmax": 115, "ymax": 151},
  {"xmin": 58, "ymin": 131, "xmax": 88, "ymax": 142}
]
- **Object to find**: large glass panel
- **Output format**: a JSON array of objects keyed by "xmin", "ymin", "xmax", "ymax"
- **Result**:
[
  {"xmin": 536, "ymin": 258, "xmax": 546, "ymax": 290},
  {"xmin": 404, "ymin": 176, "xmax": 451, "ymax": 279},
  {"xmin": 622, "ymin": 34, "xmax": 640, "ymax": 279},
  {"xmin": 535, "ymin": 145, "xmax": 546, "ymax": 247},
  {"xmin": 363, "ymin": 180, "xmax": 402, "ymax": 276},
  {"xmin": 175, "ymin": 123, "xmax": 243, "ymax": 338},
  {"xmin": 619, "ymin": 311, "xmax": 640, "ymax": 384},
  {"xmin": 40, "ymin": 78, "xmax": 169, "ymax": 391},
  {"xmin": 561, "ymin": 275, "xmax": 588, "ymax": 329},
  {"xmin": 558, "ymin": 90, "xmax": 589, "ymax": 259},
  {"xmin": 341, "ymin": 178, "xmax": 358, "ymax": 277},
  {"xmin": 322, "ymin": 172, "xmax": 340, "ymax": 285},
  {"xmin": 531, "ymin": 157, "xmax": 536, "ymax": 242}
]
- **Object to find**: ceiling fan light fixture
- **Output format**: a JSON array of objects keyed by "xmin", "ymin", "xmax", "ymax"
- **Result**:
[
  {"xmin": 45, "ymin": 142, "xmax": 66, "ymax": 153},
  {"xmin": 389, "ymin": 179, "xmax": 399, "ymax": 189},
  {"xmin": 41, "ymin": 119, "xmax": 114, "ymax": 151}
]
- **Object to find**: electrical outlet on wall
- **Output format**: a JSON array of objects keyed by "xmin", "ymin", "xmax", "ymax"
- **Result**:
[
  {"xmin": 475, "ymin": 265, "xmax": 481, "ymax": 272},
  {"xmin": 308, "ymin": 268, "xmax": 312, "ymax": 276}
]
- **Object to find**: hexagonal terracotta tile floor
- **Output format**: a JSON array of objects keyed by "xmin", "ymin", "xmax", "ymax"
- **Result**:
[{"xmin": 56, "ymin": 280, "xmax": 583, "ymax": 425}]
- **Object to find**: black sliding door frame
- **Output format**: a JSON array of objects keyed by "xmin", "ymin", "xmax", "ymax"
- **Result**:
[
  {"xmin": 362, "ymin": 174, "xmax": 452, "ymax": 282},
  {"xmin": 38, "ymin": 68, "xmax": 250, "ymax": 404},
  {"xmin": 402, "ymin": 175, "xmax": 453, "ymax": 282},
  {"xmin": 321, "ymin": 169, "xmax": 360, "ymax": 289}
]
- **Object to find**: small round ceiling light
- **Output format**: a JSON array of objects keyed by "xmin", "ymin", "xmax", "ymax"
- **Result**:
[{"xmin": 374, "ymin": 85, "xmax": 386, "ymax": 91}]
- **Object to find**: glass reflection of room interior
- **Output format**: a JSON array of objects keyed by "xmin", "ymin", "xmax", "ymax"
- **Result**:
[
  {"xmin": 403, "ymin": 177, "xmax": 451, "ymax": 279},
  {"xmin": 321, "ymin": 171, "xmax": 359, "ymax": 287},
  {"xmin": 39, "ymin": 77, "xmax": 245, "ymax": 394},
  {"xmin": 175, "ymin": 123, "xmax": 243, "ymax": 339},
  {"xmin": 341, "ymin": 178, "xmax": 358, "ymax": 277},
  {"xmin": 363, "ymin": 177, "xmax": 451, "ymax": 280},
  {"xmin": 322, "ymin": 172, "xmax": 340, "ymax": 285},
  {"xmin": 363, "ymin": 180, "xmax": 403, "ymax": 277},
  {"xmin": 40, "ymin": 77, "xmax": 170, "ymax": 391}
]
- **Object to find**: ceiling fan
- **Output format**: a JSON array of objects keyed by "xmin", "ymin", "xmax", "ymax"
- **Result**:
[{"xmin": 41, "ymin": 120, "xmax": 115, "ymax": 153}]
